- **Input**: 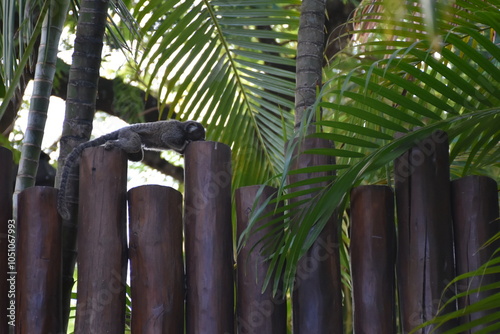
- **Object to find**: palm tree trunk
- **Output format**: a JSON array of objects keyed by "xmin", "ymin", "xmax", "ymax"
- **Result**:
[
  {"xmin": 55, "ymin": 0, "xmax": 110, "ymax": 329},
  {"xmin": 13, "ymin": 1, "xmax": 69, "ymax": 206},
  {"xmin": 295, "ymin": 0, "xmax": 325, "ymax": 132}
]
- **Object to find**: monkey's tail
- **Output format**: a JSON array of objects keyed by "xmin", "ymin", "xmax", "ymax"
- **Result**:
[{"xmin": 57, "ymin": 134, "xmax": 116, "ymax": 220}]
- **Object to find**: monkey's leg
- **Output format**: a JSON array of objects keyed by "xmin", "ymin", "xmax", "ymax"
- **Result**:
[
  {"xmin": 161, "ymin": 133, "xmax": 188, "ymax": 153},
  {"xmin": 104, "ymin": 130, "xmax": 143, "ymax": 159}
]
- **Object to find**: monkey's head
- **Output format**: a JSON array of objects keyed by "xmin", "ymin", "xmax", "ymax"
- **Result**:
[{"xmin": 184, "ymin": 120, "xmax": 206, "ymax": 142}]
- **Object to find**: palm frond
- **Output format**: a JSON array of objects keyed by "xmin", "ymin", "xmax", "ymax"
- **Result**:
[
  {"xmin": 259, "ymin": 0, "xmax": 500, "ymax": 294},
  {"xmin": 0, "ymin": 0, "xmax": 49, "ymax": 119},
  {"xmin": 131, "ymin": 0, "xmax": 299, "ymax": 187}
]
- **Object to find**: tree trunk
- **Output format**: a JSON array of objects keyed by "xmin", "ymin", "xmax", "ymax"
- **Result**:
[
  {"xmin": 55, "ymin": 0, "xmax": 110, "ymax": 329},
  {"xmin": 295, "ymin": 0, "xmax": 326, "ymax": 131}
]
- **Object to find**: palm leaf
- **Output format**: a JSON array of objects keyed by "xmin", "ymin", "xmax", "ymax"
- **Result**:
[
  {"xmin": 131, "ymin": 0, "xmax": 299, "ymax": 187},
  {"xmin": 256, "ymin": 0, "xmax": 500, "ymax": 297}
]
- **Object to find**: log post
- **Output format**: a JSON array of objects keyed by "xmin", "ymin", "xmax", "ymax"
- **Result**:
[
  {"xmin": 452, "ymin": 176, "xmax": 500, "ymax": 332},
  {"xmin": 288, "ymin": 137, "xmax": 343, "ymax": 333},
  {"xmin": 0, "ymin": 147, "xmax": 13, "ymax": 334},
  {"xmin": 394, "ymin": 130, "xmax": 457, "ymax": 333},
  {"xmin": 74, "ymin": 147, "xmax": 127, "ymax": 333},
  {"xmin": 350, "ymin": 185, "xmax": 396, "ymax": 334},
  {"xmin": 235, "ymin": 185, "xmax": 287, "ymax": 334},
  {"xmin": 184, "ymin": 141, "xmax": 233, "ymax": 334},
  {"xmin": 16, "ymin": 187, "xmax": 62, "ymax": 333},
  {"xmin": 128, "ymin": 185, "xmax": 184, "ymax": 333}
]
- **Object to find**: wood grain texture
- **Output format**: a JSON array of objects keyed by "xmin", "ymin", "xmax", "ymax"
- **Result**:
[
  {"xmin": 75, "ymin": 147, "xmax": 127, "ymax": 333},
  {"xmin": 184, "ymin": 141, "xmax": 234, "ymax": 334},
  {"xmin": 236, "ymin": 185, "xmax": 287, "ymax": 334},
  {"xmin": 350, "ymin": 185, "xmax": 396, "ymax": 334},
  {"xmin": 17, "ymin": 187, "xmax": 62, "ymax": 334},
  {"xmin": 394, "ymin": 131, "xmax": 456, "ymax": 333},
  {"xmin": 452, "ymin": 175, "xmax": 500, "ymax": 332},
  {"xmin": 128, "ymin": 185, "xmax": 184, "ymax": 334}
]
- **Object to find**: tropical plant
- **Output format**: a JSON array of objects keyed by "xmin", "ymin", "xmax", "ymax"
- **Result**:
[
  {"xmin": 128, "ymin": 0, "xmax": 299, "ymax": 187},
  {"xmin": 13, "ymin": 0, "xmax": 70, "ymax": 213},
  {"xmin": 241, "ymin": 0, "xmax": 500, "ymax": 329}
]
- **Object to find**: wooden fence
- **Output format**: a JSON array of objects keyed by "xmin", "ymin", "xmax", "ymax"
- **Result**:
[{"xmin": 0, "ymin": 131, "xmax": 498, "ymax": 334}]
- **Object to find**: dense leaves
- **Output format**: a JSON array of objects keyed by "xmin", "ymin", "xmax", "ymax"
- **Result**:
[
  {"xmin": 245, "ymin": 0, "xmax": 500, "ymax": 313},
  {"xmin": 131, "ymin": 0, "xmax": 299, "ymax": 187}
]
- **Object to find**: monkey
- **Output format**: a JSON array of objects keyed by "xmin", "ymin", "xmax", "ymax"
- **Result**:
[{"xmin": 57, "ymin": 120, "xmax": 205, "ymax": 220}]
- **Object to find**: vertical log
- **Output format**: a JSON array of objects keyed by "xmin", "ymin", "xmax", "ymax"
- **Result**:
[
  {"xmin": 0, "ymin": 147, "xmax": 13, "ymax": 334},
  {"xmin": 288, "ymin": 137, "xmax": 343, "ymax": 333},
  {"xmin": 350, "ymin": 185, "xmax": 396, "ymax": 334},
  {"xmin": 184, "ymin": 141, "xmax": 233, "ymax": 334},
  {"xmin": 128, "ymin": 185, "xmax": 184, "ymax": 334},
  {"xmin": 394, "ymin": 130, "xmax": 456, "ymax": 333},
  {"xmin": 452, "ymin": 176, "xmax": 500, "ymax": 332},
  {"xmin": 235, "ymin": 185, "xmax": 287, "ymax": 334},
  {"xmin": 75, "ymin": 147, "xmax": 127, "ymax": 333},
  {"xmin": 16, "ymin": 187, "xmax": 62, "ymax": 333}
]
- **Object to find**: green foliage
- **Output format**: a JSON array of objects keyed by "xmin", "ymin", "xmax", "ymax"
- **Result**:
[
  {"xmin": 131, "ymin": 0, "xmax": 300, "ymax": 187},
  {"xmin": 0, "ymin": 0, "xmax": 49, "ymax": 119},
  {"xmin": 112, "ymin": 79, "xmax": 147, "ymax": 123},
  {"xmin": 245, "ymin": 0, "xmax": 500, "ymax": 306}
]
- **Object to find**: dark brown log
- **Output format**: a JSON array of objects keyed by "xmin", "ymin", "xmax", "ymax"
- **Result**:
[
  {"xmin": 184, "ymin": 141, "xmax": 234, "ymax": 334},
  {"xmin": 288, "ymin": 137, "xmax": 343, "ymax": 333},
  {"xmin": 452, "ymin": 175, "xmax": 500, "ymax": 332},
  {"xmin": 235, "ymin": 185, "xmax": 287, "ymax": 334},
  {"xmin": 394, "ymin": 130, "xmax": 457, "ymax": 333},
  {"xmin": 75, "ymin": 147, "xmax": 127, "ymax": 333},
  {"xmin": 128, "ymin": 185, "xmax": 184, "ymax": 334},
  {"xmin": 16, "ymin": 187, "xmax": 62, "ymax": 333},
  {"xmin": 350, "ymin": 185, "xmax": 396, "ymax": 334},
  {"xmin": 0, "ymin": 147, "xmax": 13, "ymax": 334}
]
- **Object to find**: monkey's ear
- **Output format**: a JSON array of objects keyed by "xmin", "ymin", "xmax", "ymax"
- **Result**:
[
  {"xmin": 185, "ymin": 121, "xmax": 205, "ymax": 141},
  {"xmin": 184, "ymin": 122, "xmax": 203, "ymax": 140},
  {"xmin": 185, "ymin": 121, "xmax": 198, "ymax": 132}
]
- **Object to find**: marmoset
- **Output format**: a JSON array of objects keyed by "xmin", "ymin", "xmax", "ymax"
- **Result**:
[{"xmin": 57, "ymin": 120, "xmax": 205, "ymax": 219}]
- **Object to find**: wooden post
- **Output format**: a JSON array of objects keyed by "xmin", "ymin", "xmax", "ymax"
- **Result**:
[
  {"xmin": 0, "ymin": 147, "xmax": 13, "ymax": 334},
  {"xmin": 394, "ymin": 130, "xmax": 457, "ymax": 333},
  {"xmin": 16, "ymin": 187, "xmax": 62, "ymax": 333},
  {"xmin": 288, "ymin": 137, "xmax": 343, "ymax": 333},
  {"xmin": 128, "ymin": 185, "xmax": 184, "ymax": 333},
  {"xmin": 452, "ymin": 176, "xmax": 500, "ymax": 332},
  {"xmin": 75, "ymin": 147, "xmax": 127, "ymax": 333},
  {"xmin": 350, "ymin": 185, "xmax": 396, "ymax": 334},
  {"xmin": 235, "ymin": 185, "xmax": 287, "ymax": 334},
  {"xmin": 184, "ymin": 141, "xmax": 234, "ymax": 334}
]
